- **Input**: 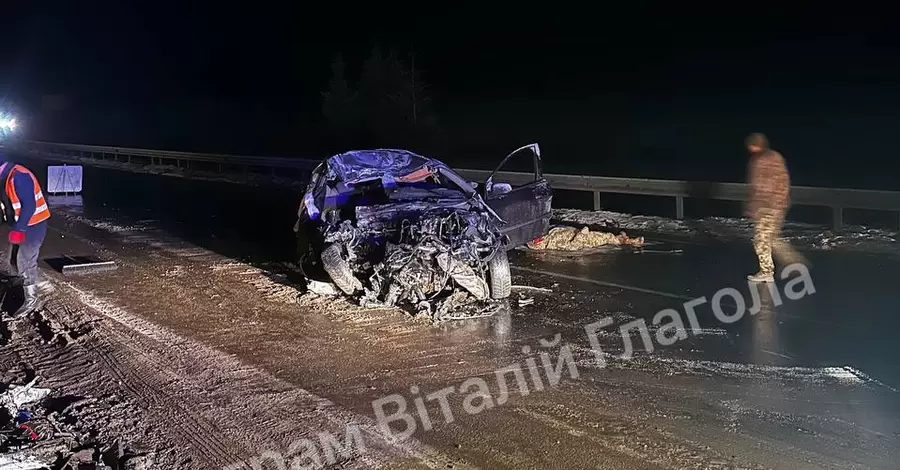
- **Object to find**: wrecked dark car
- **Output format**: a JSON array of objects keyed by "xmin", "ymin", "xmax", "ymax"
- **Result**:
[{"xmin": 294, "ymin": 145, "xmax": 552, "ymax": 319}]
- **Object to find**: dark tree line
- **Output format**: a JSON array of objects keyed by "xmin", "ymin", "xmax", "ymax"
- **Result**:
[{"xmin": 321, "ymin": 46, "xmax": 440, "ymax": 153}]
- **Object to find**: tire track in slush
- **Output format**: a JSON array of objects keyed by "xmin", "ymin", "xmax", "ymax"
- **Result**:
[
  {"xmin": 81, "ymin": 302, "xmax": 245, "ymax": 457},
  {"xmin": 58, "ymin": 291, "xmax": 317, "ymax": 468},
  {"xmin": 57, "ymin": 281, "xmax": 451, "ymax": 470},
  {"xmin": 85, "ymin": 338, "xmax": 243, "ymax": 465},
  {"xmin": 17, "ymin": 298, "xmax": 243, "ymax": 467},
  {"xmin": 73, "ymin": 306, "xmax": 243, "ymax": 465},
  {"xmin": 38, "ymin": 287, "xmax": 281, "ymax": 467}
]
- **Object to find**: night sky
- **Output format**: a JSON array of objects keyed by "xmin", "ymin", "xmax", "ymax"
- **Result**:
[{"xmin": 2, "ymin": 3, "xmax": 899, "ymax": 189}]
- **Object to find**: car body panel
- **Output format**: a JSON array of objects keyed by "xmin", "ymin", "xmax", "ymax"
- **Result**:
[
  {"xmin": 485, "ymin": 179, "xmax": 553, "ymax": 248},
  {"xmin": 482, "ymin": 144, "xmax": 553, "ymax": 248}
]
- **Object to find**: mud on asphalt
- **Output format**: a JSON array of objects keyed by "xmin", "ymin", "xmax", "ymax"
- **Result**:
[
  {"xmin": 4, "ymin": 196, "xmax": 900, "ymax": 469},
  {"xmin": 1, "ymin": 289, "xmax": 157, "ymax": 469},
  {"xmin": 1, "ymin": 280, "xmax": 437, "ymax": 470},
  {"xmin": 0, "ymin": 204, "xmax": 456, "ymax": 470}
]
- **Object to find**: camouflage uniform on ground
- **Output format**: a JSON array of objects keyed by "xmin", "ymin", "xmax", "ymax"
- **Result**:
[
  {"xmin": 526, "ymin": 226, "xmax": 644, "ymax": 251},
  {"xmin": 745, "ymin": 133, "xmax": 791, "ymax": 279}
]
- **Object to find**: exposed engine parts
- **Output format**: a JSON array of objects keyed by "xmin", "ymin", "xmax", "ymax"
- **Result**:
[
  {"xmin": 297, "ymin": 147, "xmax": 551, "ymax": 321},
  {"xmin": 322, "ymin": 207, "xmax": 507, "ymax": 321}
]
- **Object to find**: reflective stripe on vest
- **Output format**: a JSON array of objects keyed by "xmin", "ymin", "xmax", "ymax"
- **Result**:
[{"xmin": 0, "ymin": 163, "xmax": 51, "ymax": 226}]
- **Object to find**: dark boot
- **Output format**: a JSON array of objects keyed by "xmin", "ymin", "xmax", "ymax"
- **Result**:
[{"xmin": 11, "ymin": 284, "xmax": 42, "ymax": 318}]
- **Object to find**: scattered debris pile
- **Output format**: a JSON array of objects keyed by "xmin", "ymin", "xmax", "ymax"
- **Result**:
[
  {"xmin": 527, "ymin": 226, "xmax": 645, "ymax": 251},
  {"xmin": 0, "ymin": 375, "xmax": 142, "ymax": 470},
  {"xmin": 0, "ymin": 294, "xmax": 145, "ymax": 470}
]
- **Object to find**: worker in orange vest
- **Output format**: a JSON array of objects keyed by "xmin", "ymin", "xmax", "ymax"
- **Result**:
[{"xmin": 0, "ymin": 159, "xmax": 51, "ymax": 317}]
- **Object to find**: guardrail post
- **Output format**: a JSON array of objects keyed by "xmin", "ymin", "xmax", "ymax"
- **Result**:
[
  {"xmin": 592, "ymin": 191, "xmax": 601, "ymax": 211},
  {"xmin": 833, "ymin": 206, "xmax": 843, "ymax": 232},
  {"xmin": 675, "ymin": 196, "xmax": 684, "ymax": 220}
]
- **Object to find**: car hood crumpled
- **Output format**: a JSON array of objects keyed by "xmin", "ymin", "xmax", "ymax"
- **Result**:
[{"xmin": 325, "ymin": 149, "xmax": 435, "ymax": 185}]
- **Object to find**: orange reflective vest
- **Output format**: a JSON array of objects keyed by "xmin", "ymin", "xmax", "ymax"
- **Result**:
[{"xmin": 0, "ymin": 163, "xmax": 51, "ymax": 226}]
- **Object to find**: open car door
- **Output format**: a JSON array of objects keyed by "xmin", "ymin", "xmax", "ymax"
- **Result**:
[{"xmin": 483, "ymin": 144, "xmax": 552, "ymax": 249}]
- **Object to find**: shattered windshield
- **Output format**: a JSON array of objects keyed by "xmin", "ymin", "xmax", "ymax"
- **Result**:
[
  {"xmin": 322, "ymin": 149, "xmax": 475, "ymax": 202},
  {"xmin": 326, "ymin": 149, "xmax": 432, "ymax": 185}
]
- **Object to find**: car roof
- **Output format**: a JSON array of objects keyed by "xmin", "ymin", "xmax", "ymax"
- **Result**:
[{"xmin": 325, "ymin": 149, "xmax": 448, "ymax": 184}]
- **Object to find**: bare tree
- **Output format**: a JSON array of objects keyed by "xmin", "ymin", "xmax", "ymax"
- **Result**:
[
  {"xmin": 321, "ymin": 53, "xmax": 359, "ymax": 144},
  {"xmin": 323, "ymin": 45, "xmax": 439, "ymax": 150}
]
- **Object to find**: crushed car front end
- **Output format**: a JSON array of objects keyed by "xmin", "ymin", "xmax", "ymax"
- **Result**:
[{"xmin": 295, "ymin": 149, "xmax": 512, "ymax": 319}]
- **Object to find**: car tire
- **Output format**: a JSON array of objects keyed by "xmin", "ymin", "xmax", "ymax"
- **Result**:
[
  {"xmin": 488, "ymin": 248, "xmax": 512, "ymax": 300},
  {"xmin": 321, "ymin": 244, "xmax": 363, "ymax": 295}
]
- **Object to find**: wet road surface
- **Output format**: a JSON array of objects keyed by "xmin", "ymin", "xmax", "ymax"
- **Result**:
[{"xmin": 18, "ymin": 157, "xmax": 900, "ymax": 468}]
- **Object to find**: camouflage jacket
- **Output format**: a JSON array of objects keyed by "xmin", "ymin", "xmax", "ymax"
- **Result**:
[{"xmin": 747, "ymin": 150, "xmax": 790, "ymax": 213}]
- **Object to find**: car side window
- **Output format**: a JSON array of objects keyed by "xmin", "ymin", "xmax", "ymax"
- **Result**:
[{"xmin": 487, "ymin": 144, "xmax": 542, "ymax": 195}]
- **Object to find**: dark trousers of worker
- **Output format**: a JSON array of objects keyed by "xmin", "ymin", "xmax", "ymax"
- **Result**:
[{"xmin": 1, "ymin": 221, "xmax": 48, "ymax": 286}]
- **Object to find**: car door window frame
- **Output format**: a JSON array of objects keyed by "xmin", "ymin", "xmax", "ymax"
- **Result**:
[{"xmin": 485, "ymin": 143, "xmax": 543, "ymax": 195}]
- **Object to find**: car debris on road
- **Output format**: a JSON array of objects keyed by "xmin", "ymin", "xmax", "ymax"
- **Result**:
[
  {"xmin": 0, "ymin": 378, "xmax": 51, "ymax": 418},
  {"xmin": 0, "ymin": 374, "xmax": 143, "ymax": 470},
  {"xmin": 294, "ymin": 146, "xmax": 552, "ymax": 321},
  {"xmin": 516, "ymin": 294, "xmax": 535, "ymax": 307}
]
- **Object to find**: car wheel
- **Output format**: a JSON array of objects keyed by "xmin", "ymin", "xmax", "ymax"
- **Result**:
[
  {"xmin": 488, "ymin": 248, "xmax": 512, "ymax": 299},
  {"xmin": 321, "ymin": 244, "xmax": 363, "ymax": 295}
]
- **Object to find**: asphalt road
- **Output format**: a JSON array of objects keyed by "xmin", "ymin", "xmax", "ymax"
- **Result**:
[{"xmin": 20, "ymin": 159, "xmax": 900, "ymax": 468}]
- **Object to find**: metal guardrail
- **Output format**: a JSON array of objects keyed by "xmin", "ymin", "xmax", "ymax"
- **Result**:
[
  {"xmin": 454, "ymin": 169, "xmax": 900, "ymax": 230},
  {"xmin": 15, "ymin": 140, "xmax": 900, "ymax": 231},
  {"xmin": 20, "ymin": 140, "xmax": 321, "ymax": 173}
]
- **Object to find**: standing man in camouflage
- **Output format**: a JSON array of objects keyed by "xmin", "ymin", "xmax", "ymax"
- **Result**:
[{"xmin": 745, "ymin": 132, "xmax": 791, "ymax": 282}]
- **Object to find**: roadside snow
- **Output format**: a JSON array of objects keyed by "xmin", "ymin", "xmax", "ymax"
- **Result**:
[
  {"xmin": 554, "ymin": 209, "xmax": 694, "ymax": 234},
  {"xmin": 553, "ymin": 208, "xmax": 899, "ymax": 252},
  {"xmin": 822, "ymin": 366, "xmax": 867, "ymax": 385},
  {"xmin": 661, "ymin": 360, "xmax": 900, "ymax": 390},
  {"xmin": 47, "ymin": 196, "xmax": 151, "ymax": 233},
  {"xmin": 71, "ymin": 216, "xmax": 150, "ymax": 233},
  {"xmin": 581, "ymin": 352, "xmax": 886, "ymax": 389}
]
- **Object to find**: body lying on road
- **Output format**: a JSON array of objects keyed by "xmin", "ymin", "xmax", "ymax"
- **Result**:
[{"xmin": 526, "ymin": 225, "xmax": 645, "ymax": 251}]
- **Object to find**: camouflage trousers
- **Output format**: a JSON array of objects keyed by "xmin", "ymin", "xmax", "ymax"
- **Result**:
[{"xmin": 752, "ymin": 208, "xmax": 785, "ymax": 276}]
